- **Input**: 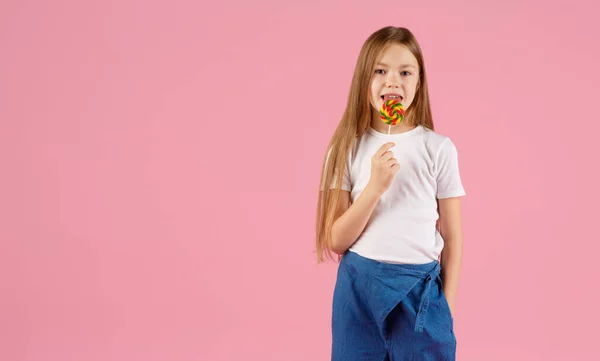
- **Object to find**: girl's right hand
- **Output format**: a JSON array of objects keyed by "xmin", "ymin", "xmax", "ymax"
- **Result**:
[{"xmin": 367, "ymin": 142, "xmax": 400, "ymax": 195}]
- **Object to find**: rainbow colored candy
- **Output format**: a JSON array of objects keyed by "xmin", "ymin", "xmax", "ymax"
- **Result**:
[{"xmin": 379, "ymin": 99, "xmax": 405, "ymax": 125}]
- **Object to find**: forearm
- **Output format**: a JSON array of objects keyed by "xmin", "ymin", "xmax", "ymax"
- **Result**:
[
  {"xmin": 331, "ymin": 184, "xmax": 382, "ymax": 254},
  {"xmin": 440, "ymin": 237, "xmax": 463, "ymax": 311}
]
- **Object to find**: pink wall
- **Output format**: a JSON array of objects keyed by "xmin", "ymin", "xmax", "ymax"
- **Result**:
[{"xmin": 1, "ymin": 0, "xmax": 599, "ymax": 360}]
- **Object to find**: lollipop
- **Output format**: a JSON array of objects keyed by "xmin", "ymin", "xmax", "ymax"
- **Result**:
[{"xmin": 379, "ymin": 99, "xmax": 405, "ymax": 134}]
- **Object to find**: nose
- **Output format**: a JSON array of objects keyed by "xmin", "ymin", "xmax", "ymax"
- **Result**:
[{"xmin": 385, "ymin": 72, "xmax": 402, "ymax": 88}]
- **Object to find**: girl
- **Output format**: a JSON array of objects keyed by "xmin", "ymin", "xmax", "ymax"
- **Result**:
[{"xmin": 316, "ymin": 26, "xmax": 466, "ymax": 361}]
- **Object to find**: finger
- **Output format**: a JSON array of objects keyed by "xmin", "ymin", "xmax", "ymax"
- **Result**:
[
  {"xmin": 381, "ymin": 151, "xmax": 394, "ymax": 161},
  {"xmin": 376, "ymin": 142, "xmax": 395, "ymax": 157}
]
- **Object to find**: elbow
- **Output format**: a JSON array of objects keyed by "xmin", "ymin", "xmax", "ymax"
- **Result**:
[
  {"xmin": 441, "ymin": 232, "xmax": 463, "ymax": 246},
  {"xmin": 330, "ymin": 220, "xmax": 352, "ymax": 255},
  {"xmin": 330, "ymin": 233, "xmax": 348, "ymax": 256},
  {"xmin": 330, "ymin": 232, "xmax": 341, "ymax": 255},
  {"xmin": 331, "ymin": 243, "xmax": 345, "ymax": 256}
]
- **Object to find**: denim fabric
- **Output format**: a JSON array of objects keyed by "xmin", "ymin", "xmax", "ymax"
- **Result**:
[{"xmin": 331, "ymin": 250, "xmax": 455, "ymax": 361}]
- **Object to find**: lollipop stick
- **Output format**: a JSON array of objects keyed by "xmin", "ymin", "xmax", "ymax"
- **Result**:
[{"xmin": 388, "ymin": 125, "xmax": 391, "ymax": 135}]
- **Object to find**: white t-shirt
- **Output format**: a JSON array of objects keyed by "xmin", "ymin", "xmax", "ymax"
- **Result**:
[{"xmin": 325, "ymin": 125, "xmax": 466, "ymax": 264}]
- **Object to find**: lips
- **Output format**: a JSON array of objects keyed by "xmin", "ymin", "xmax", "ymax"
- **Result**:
[{"xmin": 381, "ymin": 94, "xmax": 403, "ymax": 102}]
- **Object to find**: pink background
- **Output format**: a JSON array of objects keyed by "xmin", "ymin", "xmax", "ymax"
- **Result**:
[{"xmin": 1, "ymin": 0, "xmax": 599, "ymax": 360}]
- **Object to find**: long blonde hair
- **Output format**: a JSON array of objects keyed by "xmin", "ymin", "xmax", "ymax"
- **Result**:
[{"xmin": 315, "ymin": 26, "xmax": 435, "ymax": 263}]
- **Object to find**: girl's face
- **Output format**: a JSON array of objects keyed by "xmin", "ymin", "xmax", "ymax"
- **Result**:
[{"xmin": 370, "ymin": 44, "xmax": 420, "ymax": 115}]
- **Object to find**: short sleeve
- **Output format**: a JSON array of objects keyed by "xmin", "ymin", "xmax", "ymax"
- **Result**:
[
  {"xmin": 320, "ymin": 147, "xmax": 351, "ymax": 191},
  {"xmin": 435, "ymin": 138, "xmax": 466, "ymax": 199}
]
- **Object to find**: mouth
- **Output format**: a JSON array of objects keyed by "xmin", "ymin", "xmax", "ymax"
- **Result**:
[{"xmin": 381, "ymin": 94, "xmax": 403, "ymax": 102}]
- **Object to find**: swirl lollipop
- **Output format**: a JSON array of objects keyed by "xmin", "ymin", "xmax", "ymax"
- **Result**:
[{"xmin": 379, "ymin": 99, "xmax": 405, "ymax": 134}]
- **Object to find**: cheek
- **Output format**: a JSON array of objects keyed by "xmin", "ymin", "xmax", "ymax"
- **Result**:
[
  {"xmin": 406, "ymin": 91, "xmax": 419, "ymax": 108},
  {"xmin": 405, "ymin": 82, "xmax": 419, "ymax": 99},
  {"xmin": 369, "ymin": 83, "xmax": 381, "ymax": 107},
  {"xmin": 371, "ymin": 78, "xmax": 383, "ymax": 93}
]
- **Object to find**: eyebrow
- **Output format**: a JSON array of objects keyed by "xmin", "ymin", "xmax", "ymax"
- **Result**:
[{"xmin": 376, "ymin": 62, "xmax": 417, "ymax": 69}]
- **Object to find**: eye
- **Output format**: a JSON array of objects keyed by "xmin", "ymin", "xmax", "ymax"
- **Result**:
[
  {"xmin": 374, "ymin": 69, "xmax": 386, "ymax": 75},
  {"xmin": 401, "ymin": 71, "xmax": 412, "ymax": 76}
]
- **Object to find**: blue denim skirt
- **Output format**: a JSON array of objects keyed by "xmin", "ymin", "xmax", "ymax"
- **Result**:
[{"xmin": 331, "ymin": 250, "xmax": 456, "ymax": 361}]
